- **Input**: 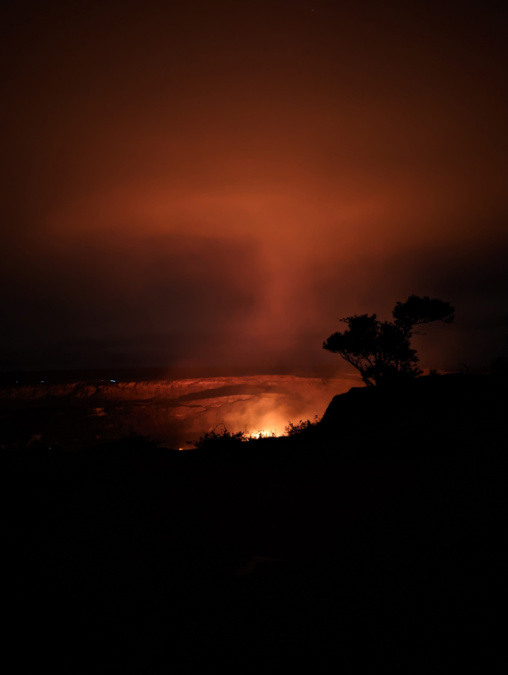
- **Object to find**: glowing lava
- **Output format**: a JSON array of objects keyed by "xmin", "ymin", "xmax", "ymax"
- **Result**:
[{"xmin": 248, "ymin": 429, "xmax": 278, "ymax": 440}]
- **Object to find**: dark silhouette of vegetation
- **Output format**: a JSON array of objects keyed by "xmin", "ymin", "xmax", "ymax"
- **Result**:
[
  {"xmin": 189, "ymin": 424, "xmax": 249, "ymax": 450},
  {"xmin": 323, "ymin": 295, "xmax": 454, "ymax": 386},
  {"xmin": 284, "ymin": 415, "xmax": 320, "ymax": 436},
  {"xmin": 189, "ymin": 417, "xmax": 320, "ymax": 452}
]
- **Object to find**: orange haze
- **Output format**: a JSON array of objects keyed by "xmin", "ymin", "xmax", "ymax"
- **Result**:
[{"xmin": 1, "ymin": 1, "xmax": 507, "ymax": 373}]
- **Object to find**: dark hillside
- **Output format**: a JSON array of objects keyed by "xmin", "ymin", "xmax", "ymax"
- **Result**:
[
  {"xmin": 320, "ymin": 372, "xmax": 507, "ymax": 454},
  {"xmin": 2, "ymin": 375, "xmax": 506, "ymax": 670}
]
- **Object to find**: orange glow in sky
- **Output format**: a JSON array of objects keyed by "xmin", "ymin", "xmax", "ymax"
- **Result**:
[{"xmin": 1, "ymin": 1, "xmax": 507, "ymax": 372}]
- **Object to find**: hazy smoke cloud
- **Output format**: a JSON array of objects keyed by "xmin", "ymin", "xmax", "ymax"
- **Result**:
[{"xmin": 1, "ymin": 1, "xmax": 507, "ymax": 372}]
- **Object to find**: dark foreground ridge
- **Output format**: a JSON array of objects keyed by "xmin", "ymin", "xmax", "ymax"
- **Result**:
[{"xmin": 3, "ymin": 374, "xmax": 507, "ymax": 670}]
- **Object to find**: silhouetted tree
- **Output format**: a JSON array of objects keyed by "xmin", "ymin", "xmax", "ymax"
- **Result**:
[{"xmin": 323, "ymin": 295, "xmax": 454, "ymax": 387}]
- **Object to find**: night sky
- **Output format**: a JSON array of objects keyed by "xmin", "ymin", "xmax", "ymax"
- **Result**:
[{"xmin": 2, "ymin": 0, "xmax": 507, "ymax": 372}]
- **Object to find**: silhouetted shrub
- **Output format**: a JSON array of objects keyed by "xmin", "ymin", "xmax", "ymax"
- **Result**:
[
  {"xmin": 189, "ymin": 424, "xmax": 249, "ymax": 450},
  {"xmin": 284, "ymin": 416, "xmax": 320, "ymax": 436}
]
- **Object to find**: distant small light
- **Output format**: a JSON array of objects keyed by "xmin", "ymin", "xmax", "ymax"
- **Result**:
[
  {"xmin": 110, "ymin": 379, "xmax": 116, "ymax": 383},
  {"xmin": 40, "ymin": 380, "xmax": 45, "ymax": 384},
  {"xmin": 15, "ymin": 380, "xmax": 19, "ymax": 384}
]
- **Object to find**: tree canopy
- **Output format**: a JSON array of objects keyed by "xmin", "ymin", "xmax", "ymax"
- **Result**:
[{"xmin": 323, "ymin": 295, "xmax": 455, "ymax": 387}]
